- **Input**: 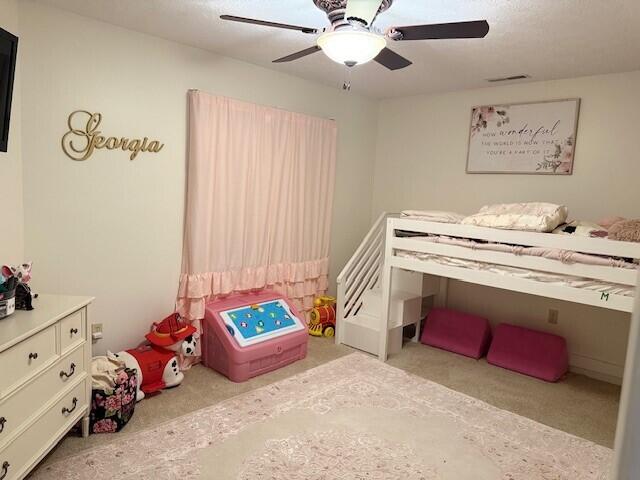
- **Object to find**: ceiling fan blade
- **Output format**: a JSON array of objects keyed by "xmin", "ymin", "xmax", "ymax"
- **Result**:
[
  {"xmin": 220, "ymin": 15, "xmax": 318, "ymax": 34},
  {"xmin": 374, "ymin": 47, "xmax": 412, "ymax": 70},
  {"xmin": 273, "ymin": 45, "xmax": 322, "ymax": 63},
  {"xmin": 345, "ymin": 0, "xmax": 384, "ymax": 25},
  {"xmin": 390, "ymin": 20, "xmax": 489, "ymax": 41}
]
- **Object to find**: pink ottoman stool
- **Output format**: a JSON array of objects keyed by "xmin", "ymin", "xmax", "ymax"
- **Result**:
[
  {"xmin": 487, "ymin": 323, "xmax": 568, "ymax": 382},
  {"xmin": 420, "ymin": 308, "xmax": 492, "ymax": 359}
]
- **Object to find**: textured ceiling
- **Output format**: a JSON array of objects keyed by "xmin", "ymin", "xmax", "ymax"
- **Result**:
[{"xmin": 37, "ymin": 0, "xmax": 640, "ymax": 98}]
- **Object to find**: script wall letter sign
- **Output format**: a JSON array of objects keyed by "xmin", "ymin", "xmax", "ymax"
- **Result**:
[{"xmin": 62, "ymin": 110, "xmax": 165, "ymax": 161}]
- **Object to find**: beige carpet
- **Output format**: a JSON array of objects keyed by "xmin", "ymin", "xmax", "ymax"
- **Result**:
[{"xmin": 32, "ymin": 353, "xmax": 611, "ymax": 480}]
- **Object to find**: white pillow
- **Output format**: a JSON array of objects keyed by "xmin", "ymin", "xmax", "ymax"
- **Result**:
[
  {"xmin": 461, "ymin": 203, "xmax": 569, "ymax": 233},
  {"xmin": 401, "ymin": 210, "xmax": 466, "ymax": 224}
]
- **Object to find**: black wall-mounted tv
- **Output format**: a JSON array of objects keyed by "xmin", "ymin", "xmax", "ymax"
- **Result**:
[{"xmin": 0, "ymin": 26, "xmax": 18, "ymax": 153}]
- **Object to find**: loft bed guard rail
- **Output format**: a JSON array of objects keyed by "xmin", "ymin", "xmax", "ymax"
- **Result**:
[{"xmin": 377, "ymin": 215, "xmax": 640, "ymax": 361}]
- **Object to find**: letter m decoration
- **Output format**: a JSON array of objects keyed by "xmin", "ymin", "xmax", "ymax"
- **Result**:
[{"xmin": 601, "ymin": 292, "xmax": 610, "ymax": 302}]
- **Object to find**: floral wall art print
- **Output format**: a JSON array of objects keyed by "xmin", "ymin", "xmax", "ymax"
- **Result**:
[{"xmin": 466, "ymin": 99, "xmax": 580, "ymax": 174}]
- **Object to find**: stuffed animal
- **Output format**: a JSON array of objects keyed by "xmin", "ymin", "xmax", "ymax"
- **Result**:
[
  {"xmin": 609, "ymin": 220, "xmax": 640, "ymax": 243},
  {"xmin": 595, "ymin": 217, "xmax": 640, "ymax": 243},
  {"xmin": 2, "ymin": 262, "xmax": 38, "ymax": 310},
  {"xmin": 110, "ymin": 313, "xmax": 198, "ymax": 402}
]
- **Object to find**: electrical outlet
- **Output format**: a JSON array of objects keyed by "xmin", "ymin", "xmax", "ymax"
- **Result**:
[
  {"xmin": 547, "ymin": 309, "xmax": 559, "ymax": 325},
  {"xmin": 91, "ymin": 323, "xmax": 103, "ymax": 342}
]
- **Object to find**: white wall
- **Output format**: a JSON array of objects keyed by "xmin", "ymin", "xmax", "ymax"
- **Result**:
[
  {"xmin": 18, "ymin": 1, "xmax": 378, "ymax": 354},
  {"xmin": 373, "ymin": 71, "xmax": 640, "ymax": 219},
  {"xmin": 373, "ymin": 71, "xmax": 640, "ymax": 381},
  {"xmin": 0, "ymin": 0, "xmax": 23, "ymax": 263}
]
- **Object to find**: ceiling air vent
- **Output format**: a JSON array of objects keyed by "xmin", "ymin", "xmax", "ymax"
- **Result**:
[{"xmin": 487, "ymin": 74, "xmax": 530, "ymax": 83}]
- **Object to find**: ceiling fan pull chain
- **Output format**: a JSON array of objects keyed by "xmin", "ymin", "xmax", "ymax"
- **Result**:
[{"xmin": 342, "ymin": 66, "xmax": 352, "ymax": 91}]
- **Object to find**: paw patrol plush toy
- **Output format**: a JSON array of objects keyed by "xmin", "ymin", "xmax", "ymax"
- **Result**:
[{"xmin": 111, "ymin": 313, "xmax": 198, "ymax": 402}]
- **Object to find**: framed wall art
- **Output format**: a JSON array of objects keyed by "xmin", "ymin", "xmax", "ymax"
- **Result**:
[{"xmin": 466, "ymin": 98, "xmax": 580, "ymax": 174}]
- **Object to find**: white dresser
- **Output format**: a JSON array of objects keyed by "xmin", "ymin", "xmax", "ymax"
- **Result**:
[{"xmin": 0, "ymin": 295, "xmax": 93, "ymax": 480}]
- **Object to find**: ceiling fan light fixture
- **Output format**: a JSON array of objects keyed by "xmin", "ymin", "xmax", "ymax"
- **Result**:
[{"xmin": 317, "ymin": 28, "xmax": 386, "ymax": 67}]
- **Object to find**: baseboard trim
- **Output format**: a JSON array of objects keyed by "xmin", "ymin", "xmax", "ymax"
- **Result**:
[{"xmin": 569, "ymin": 353, "xmax": 623, "ymax": 385}]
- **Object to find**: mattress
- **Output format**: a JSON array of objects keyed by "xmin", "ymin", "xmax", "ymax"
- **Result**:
[
  {"xmin": 398, "ymin": 233, "xmax": 638, "ymax": 270},
  {"xmin": 395, "ymin": 249, "xmax": 635, "ymax": 297}
]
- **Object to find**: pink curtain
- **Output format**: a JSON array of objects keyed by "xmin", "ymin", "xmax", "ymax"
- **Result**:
[{"xmin": 177, "ymin": 91, "xmax": 337, "ymax": 322}]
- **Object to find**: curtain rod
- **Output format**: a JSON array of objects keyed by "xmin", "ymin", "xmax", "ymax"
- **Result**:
[{"xmin": 187, "ymin": 89, "xmax": 336, "ymax": 122}]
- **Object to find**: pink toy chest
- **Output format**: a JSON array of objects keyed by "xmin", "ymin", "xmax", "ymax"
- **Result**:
[{"xmin": 202, "ymin": 291, "xmax": 308, "ymax": 382}]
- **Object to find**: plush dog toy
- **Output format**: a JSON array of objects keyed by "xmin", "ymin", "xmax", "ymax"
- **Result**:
[
  {"xmin": 110, "ymin": 313, "xmax": 198, "ymax": 402},
  {"xmin": 2, "ymin": 262, "xmax": 38, "ymax": 310}
]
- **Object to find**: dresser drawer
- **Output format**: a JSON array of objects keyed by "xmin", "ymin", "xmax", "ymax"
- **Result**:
[
  {"xmin": 60, "ymin": 310, "xmax": 84, "ymax": 354},
  {"xmin": 0, "ymin": 346, "xmax": 86, "ymax": 447},
  {"xmin": 0, "ymin": 381, "xmax": 87, "ymax": 480},
  {"xmin": 0, "ymin": 326, "xmax": 57, "ymax": 396}
]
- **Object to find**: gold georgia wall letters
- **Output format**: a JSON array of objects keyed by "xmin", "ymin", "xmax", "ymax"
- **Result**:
[{"xmin": 62, "ymin": 110, "xmax": 165, "ymax": 161}]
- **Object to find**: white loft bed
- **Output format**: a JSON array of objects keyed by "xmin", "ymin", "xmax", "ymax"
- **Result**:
[
  {"xmin": 336, "ymin": 215, "xmax": 640, "ymax": 478},
  {"xmin": 336, "ymin": 213, "xmax": 640, "ymax": 362}
]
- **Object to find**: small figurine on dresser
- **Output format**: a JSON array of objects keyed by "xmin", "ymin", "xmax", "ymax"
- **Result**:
[
  {"xmin": 0, "ymin": 272, "xmax": 18, "ymax": 318},
  {"xmin": 2, "ymin": 262, "xmax": 38, "ymax": 310}
]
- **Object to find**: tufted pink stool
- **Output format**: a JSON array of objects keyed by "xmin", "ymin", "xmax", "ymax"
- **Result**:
[
  {"xmin": 420, "ymin": 308, "xmax": 492, "ymax": 359},
  {"xmin": 487, "ymin": 323, "xmax": 568, "ymax": 382}
]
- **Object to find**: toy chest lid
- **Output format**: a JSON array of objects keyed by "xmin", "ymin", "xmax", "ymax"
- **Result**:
[{"xmin": 205, "ymin": 291, "xmax": 306, "ymax": 348}]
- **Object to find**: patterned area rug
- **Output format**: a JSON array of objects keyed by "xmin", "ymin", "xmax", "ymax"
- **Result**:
[{"xmin": 33, "ymin": 353, "xmax": 611, "ymax": 480}]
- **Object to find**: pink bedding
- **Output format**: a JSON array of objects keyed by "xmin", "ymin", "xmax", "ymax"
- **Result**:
[{"xmin": 407, "ymin": 234, "xmax": 637, "ymax": 270}]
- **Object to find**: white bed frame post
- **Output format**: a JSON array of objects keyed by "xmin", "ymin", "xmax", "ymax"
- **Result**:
[
  {"xmin": 612, "ymin": 272, "xmax": 640, "ymax": 480},
  {"xmin": 335, "ymin": 280, "xmax": 346, "ymax": 346},
  {"xmin": 436, "ymin": 277, "xmax": 449, "ymax": 308},
  {"xmin": 378, "ymin": 218, "xmax": 396, "ymax": 361}
]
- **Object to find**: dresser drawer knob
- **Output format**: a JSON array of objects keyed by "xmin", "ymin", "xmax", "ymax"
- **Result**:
[
  {"xmin": 28, "ymin": 352, "xmax": 39, "ymax": 361},
  {"xmin": 70, "ymin": 327, "xmax": 79, "ymax": 335},
  {"xmin": 0, "ymin": 417, "xmax": 5, "ymax": 433},
  {"xmin": 59, "ymin": 363, "xmax": 76, "ymax": 379},
  {"xmin": 62, "ymin": 397, "xmax": 78, "ymax": 415},
  {"xmin": 0, "ymin": 461, "xmax": 9, "ymax": 480}
]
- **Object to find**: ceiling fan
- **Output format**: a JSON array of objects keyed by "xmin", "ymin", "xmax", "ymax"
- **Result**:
[{"xmin": 220, "ymin": 0, "xmax": 489, "ymax": 71}]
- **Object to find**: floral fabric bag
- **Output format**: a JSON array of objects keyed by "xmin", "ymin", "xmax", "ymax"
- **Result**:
[{"xmin": 90, "ymin": 367, "xmax": 137, "ymax": 434}]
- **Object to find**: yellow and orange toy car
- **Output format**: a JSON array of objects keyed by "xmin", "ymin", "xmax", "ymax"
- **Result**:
[{"xmin": 308, "ymin": 295, "xmax": 337, "ymax": 337}]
